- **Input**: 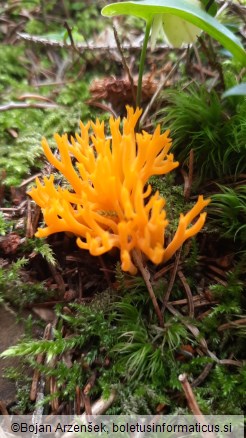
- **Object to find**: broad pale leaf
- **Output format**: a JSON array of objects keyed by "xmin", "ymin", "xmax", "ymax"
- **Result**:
[
  {"xmin": 102, "ymin": 0, "xmax": 246, "ymax": 64},
  {"xmin": 222, "ymin": 83, "xmax": 246, "ymax": 98}
]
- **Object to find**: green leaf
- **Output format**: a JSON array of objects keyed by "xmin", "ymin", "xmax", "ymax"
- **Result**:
[
  {"xmin": 222, "ymin": 83, "xmax": 246, "ymax": 98},
  {"xmin": 102, "ymin": 0, "xmax": 246, "ymax": 64}
]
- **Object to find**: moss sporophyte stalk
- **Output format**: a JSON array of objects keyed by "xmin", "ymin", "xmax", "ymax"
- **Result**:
[{"xmin": 28, "ymin": 107, "xmax": 210, "ymax": 274}]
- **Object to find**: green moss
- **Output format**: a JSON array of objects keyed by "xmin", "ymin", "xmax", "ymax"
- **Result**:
[
  {"xmin": 157, "ymin": 83, "xmax": 246, "ymax": 184},
  {"xmin": 0, "ymin": 258, "xmax": 51, "ymax": 309},
  {"xmin": 210, "ymin": 185, "xmax": 246, "ymax": 243}
]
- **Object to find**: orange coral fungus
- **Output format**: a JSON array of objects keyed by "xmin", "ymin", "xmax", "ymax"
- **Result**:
[{"xmin": 28, "ymin": 106, "xmax": 210, "ymax": 274}]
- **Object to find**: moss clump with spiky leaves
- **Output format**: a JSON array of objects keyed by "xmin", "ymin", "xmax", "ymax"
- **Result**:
[{"xmin": 157, "ymin": 84, "xmax": 246, "ymax": 183}]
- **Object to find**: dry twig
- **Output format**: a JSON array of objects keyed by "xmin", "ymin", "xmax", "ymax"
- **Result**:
[
  {"xmin": 30, "ymin": 323, "xmax": 53, "ymax": 401},
  {"xmin": 132, "ymin": 249, "xmax": 163, "ymax": 327},
  {"xmin": 191, "ymin": 363, "xmax": 214, "ymax": 388},
  {"xmin": 61, "ymin": 391, "xmax": 117, "ymax": 438},
  {"xmin": 0, "ymin": 102, "xmax": 61, "ymax": 111},
  {"xmin": 113, "ymin": 22, "xmax": 136, "ymax": 105},
  {"xmin": 218, "ymin": 318, "xmax": 246, "ymax": 332},
  {"xmin": 177, "ymin": 270, "xmax": 194, "ymax": 318},
  {"xmin": 179, "ymin": 373, "xmax": 216, "ymax": 438},
  {"xmin": 162, "ymin": 248, "xmax": 182, "ymax": 314}
]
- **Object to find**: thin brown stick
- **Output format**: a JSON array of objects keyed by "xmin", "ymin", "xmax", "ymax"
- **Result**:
[
  {"xmin": 84, "ymin": 373, "xmax": 97, "ymax": 396},
  {"xmin": 64, "ymin": 21, "xmax": 83, "ymax": 58},
  {"xmin": 50, "ymin": 376, "xmax": 59, "ymax": 412},
  {"xmin": 30, "ymin": 323, "xmax": 52, "ymax": 401},
  {"xmin": 132, "ymin": 249, "xmax": 163, "ymax": 327},
  {"xmin": 48, "ymin": 263, "xmax": 65, "ymax": 293},
  {"xmin": 30, "ymin": 358, "xmax": 43, "ymax": 402},
  {"xmin": 179, "ymin": 373, "xmax": 203, "ymax": 415},
  {"xmin": 81, "ymin": 393, "xmax": 92, "ymax": 415},
  {"xmin": 0, "ymin": 102, "xmax": 61, "ymax": 111},
  {"xmin": 206, "ymin": 272, "xmax": 227, "ymax": 287},
  {"xmin": 113, "ymin": 22, "xmax": 136, "ymax": 105},
  {"xmin": 181, "ymin": 149, "xmax": 194, "ymax": 200},
  {"xmin": 181, "ymin": 168, "xmax": 190, "ymax": 200},
  {"xmin": 162, "ymin": 248, "xmax": 182, "ymax": 314},
  {"xmin": 191, "ymin": 363, "xmax": 214, "ymax": 388},
  {"xmin": 177, "ymin": 270, "xmax": 194, "ymax": 318},
  {"xmin": 26, "ymin": 197, "xmax": 34, "ymax": 238},
  {"xmin": 193, "ymin": 64, "xmax": 217, "ymax": 77},
  {"xmin": 32, "ymin": 326, "xmax": 55, "ymax": 419},
  {"xmin": 140, "ymin": 50, "xmax": 187, "ymax": 127},
  {"xmin": 19, "ymin": 173, "xmax": 42, "ymax": 188},
  {"xmin": 168, "ymin": 294, "xmax": 217, "ymax": 307},
  {"xmin": 76, "ymin": 386, "xmax": 82, "ymax": 415},
  {"xmin": 86, "ymin": 100, "xmax": 118, "ymax": 118},
  {"xmin": 99, "ymin": 256, "xmax": 113, "ymax": 288},
  {"xmin": 77, "ymin": 269, "xmax": 83, "ymax": 301},
  {"xmin": 153, "ymin": 261, "xmax": 176, "ymax": 280},
  {"xmin": 218, "ymin": 318, "xmax": 246, "ymax": 332},
  {"xmin": 31, "ymin": 205, "xmax": 42, "ymax": 236},
  {"xmin": 219, "ymin": 359, "xmax": 243, "ymax": 367},
  {"xmin": 188, "ymin": 149, "xmax": 194, "ymax": 199},
  {"xmin": 0, "ymin": 201, "xmax": 26, "ymax": 214},
  {"xmin": 207, "ymin": 264, "xmax": 227, "ymax": 278},
  {"xmin": 166, "ymin": 304, "xmax": 220, "ymax": 363},
  {"xmin": 18, "ymin": 94, "xmax": 57, "ymax": 103},
  {"xmin": 61, "ymin": 0, "xmax": 70, "ymax": 20},
  {"xmin": 61, "ymin": 391, "xmax": 117, "ymax": 438},
  {"xmin": 179, "ymin": 373, "xmax": 216, "ymax": 438}
]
